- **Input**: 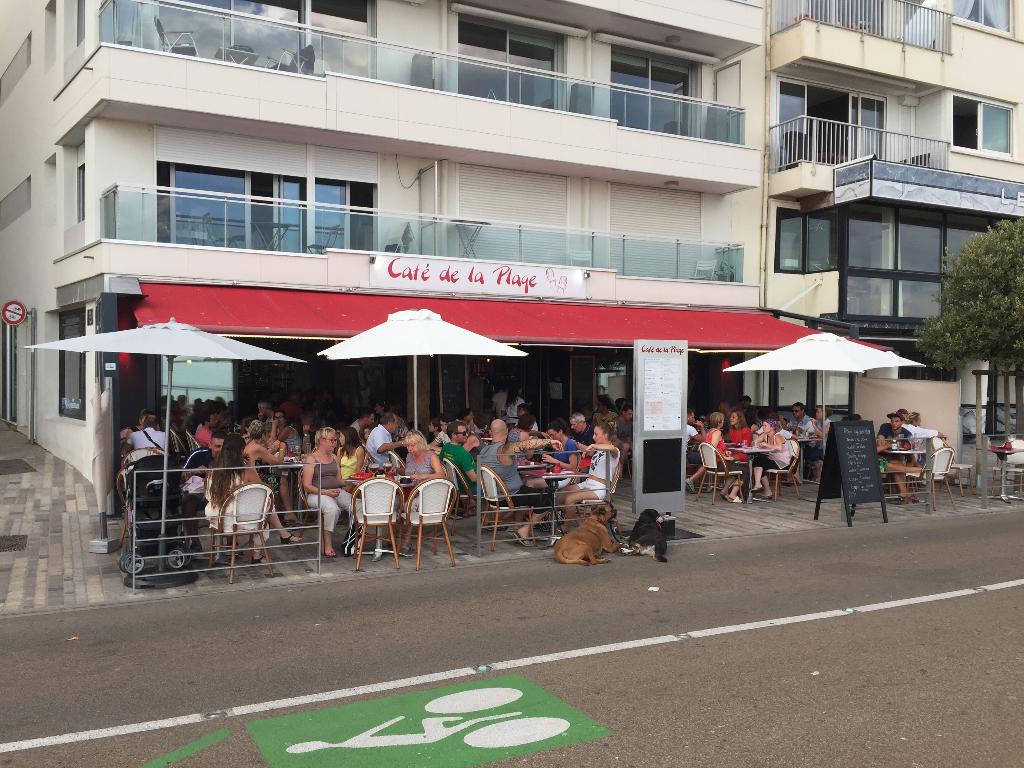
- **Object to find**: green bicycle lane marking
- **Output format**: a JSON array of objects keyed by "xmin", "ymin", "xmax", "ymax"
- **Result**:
[
  {"xmin": 245, "ymin": 674, "xmax": 611, "ymax": 767},
  {"xmin": 140, "ymin": 728, "xmax": 230, "ymax": 768}
]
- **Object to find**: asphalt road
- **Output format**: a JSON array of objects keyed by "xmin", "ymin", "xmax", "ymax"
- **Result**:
[{"xmin": 2, "ymin": 511, "xmax": 1023, "ymax": 767}]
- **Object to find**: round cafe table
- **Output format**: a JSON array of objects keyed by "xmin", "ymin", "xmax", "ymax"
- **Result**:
[{"xmin": 516, "ymin": 464, "xmax": 588, "ymax": 544}]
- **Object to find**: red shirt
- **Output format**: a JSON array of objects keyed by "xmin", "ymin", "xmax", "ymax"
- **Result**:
[{"xmin": 728, "ymin": 427, "xmax": 752, "ymax": 462}]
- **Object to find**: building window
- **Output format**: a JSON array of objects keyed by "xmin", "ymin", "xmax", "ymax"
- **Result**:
[
  {"xmin": 898, "ymin": 209, "xmax": 942, "ymax": 272},
  {"xmin": 953, "ymin": 96, "xmax": 1011, "ymax": 154},
  {"xmin": 848, "ymin": 204, "xmax": 895, "ymax": 270},
  {"xmin": 76, "ymin": 163, "xmax": 85, "ymax": 222},
  {"xmin": 776, "ymin": 209, "xmax": 802, "ymax": 272},
  {"xmin": 457, "ymin": 17, "xmax": 558, "ymax": 106},
  {"xmin": 806, "ymin": 209, "xmax": 839, "ymax": 272},
  {"xmin": 76, "ymin": 0, "xmax": 85, "ymax": 44},
  {"xmin": 775, "ymin": 208, "xmax": 839, "ymax": 274},
  {"xmin": 954, "ymin": 0, "xmax": 1010, "ymax": 32},
  {"xmin": 898, "ymin": 280, "xmax": 941, "ymax": 318},
  {"xmin": 611, "ymin": 49, "xmax": 698, "ymax": 132},
  {"xmin": 310, "ymin": 0, "xmax": 370, "ymax": 35},
  {"xmin": 58, "ymin": 309, "xmax": 86, "ymax": 420},
  {"xmin": 847, "ymin": 276, "xmax": 893, "ymax": 316},
  {"xmin": 945, "ymin": 213, "xmax": 988, "ymax": 265}
]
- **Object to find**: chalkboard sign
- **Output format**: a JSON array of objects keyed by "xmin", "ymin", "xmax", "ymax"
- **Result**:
[
  {"xmin": 814, "ymin": 420, "xmax": 888, "ymax": 527},
  {"xmin": 438, "ymin": 357, "xmax": 466, "ymax": 419},
  {"xmin": 642, "ymin": 437, "xmax": 683, "ymax": 494}
]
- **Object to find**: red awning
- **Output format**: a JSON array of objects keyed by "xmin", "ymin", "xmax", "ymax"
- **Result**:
[{"xmin": 133, "ymin": 283, "xmax": 825, "ymax": 351}]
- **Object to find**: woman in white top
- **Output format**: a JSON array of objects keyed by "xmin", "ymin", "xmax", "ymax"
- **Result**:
[{"xmin": 556, "ymin": 423, "xmax": 619, "ymax": 528}]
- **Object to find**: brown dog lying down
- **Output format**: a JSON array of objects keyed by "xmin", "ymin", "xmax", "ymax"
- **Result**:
[{"xmin": 553, "ymin": 514, "xmax": 621, "ymax": 565}]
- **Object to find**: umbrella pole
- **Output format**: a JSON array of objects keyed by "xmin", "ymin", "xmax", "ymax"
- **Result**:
[
  {"xmin": 412, "ymin": 354, "xmax": 418, "ymax": 431},
  {"xmin": 158, "ymin": 355, "xmax": 173, "ymax": 572}
]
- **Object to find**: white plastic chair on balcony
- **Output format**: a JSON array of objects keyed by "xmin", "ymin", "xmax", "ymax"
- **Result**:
[
  {"xmin": 693, "ymin": 260, "xmax": 716, "ymax": 280},
  {"xmin": 352, "ymin": 478, "xmax": 402, "ymax": 571},
  {"xmin": 405, "ymin": 478, "xmax": 457, "ymax": 571},
  {"xmin": 208, "ymin": 483, "xmax": 275, "ymax": 584}
]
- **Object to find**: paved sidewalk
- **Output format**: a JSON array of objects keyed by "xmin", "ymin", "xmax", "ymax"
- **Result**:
[
  {"xmin": 0, "ymin": 425, "xmax": 114, "ymax": 613},
  {"xmin": 0, "ymin": 424, "xmax": 1015, "ymax": 616}
]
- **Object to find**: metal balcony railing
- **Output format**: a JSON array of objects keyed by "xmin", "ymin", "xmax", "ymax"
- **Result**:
[
  {"xmin": 100, "ymin": 185, "xmax": 745, "ymax": 283},
  {"xmin": 98, "ymin": 0, "xmax": 746, "ymax": 145},
  {"xmin": 771, "ymin": 0, "xmax": 953, "ymax": 54},
  {"xmin": 769, "ymin": 116, "xmax": 949, "ymax": 172}
]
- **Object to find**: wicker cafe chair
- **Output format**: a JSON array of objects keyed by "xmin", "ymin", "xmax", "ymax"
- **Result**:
[
  {"xmin": 405, "ymin": 478, "xmax": 457, "ymax": 571},
  {"xmin": 207, "ymin": 483, "xmax": 276, "ymax": 584},
  {"xmin": 387, "ymin": 451, "xmax": 406, "ymax": 473},
  {"xmin": 479, "ymin": 466, "xmax": 538, "ymax": 550},
  {"xmin": 766, "ymin": 439, "xmax": 802, "ymax": 500},
  {"xmin": 906, "ymin": 447, "xmax": 957, "ymax": 512},
  {"xmin": 695, "ymin": 442, "xmax": 743, "ymax": 505},
  {"xmin": 351, "ymin": 478, "xmax": 402, "ymax": 571}
]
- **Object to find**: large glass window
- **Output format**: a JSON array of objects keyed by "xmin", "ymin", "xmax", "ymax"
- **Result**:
[
  {"xmin": 847, "ymin": 276, "xmax": 893, "ymax": 316},
  {"xmin": 310, "ymin": 0, "xmax": 370, "ymax": 34},
  {"xmin": 776, "ymin": 210, "xmax": 803, "ymax": 272},
  {"xmin": 899, "ymin": 280, "xmax": 940, "ymax": 318},
  {"xmin": 59, "ymin": 309, "xmax": 86, "ymax": 420},
  {"xmin": 954, "ymin": 96, "xmax": 1011, "ymax": 153},
  {"xmin": 806, "ymin": 209, "xmax": 839, "ymax": 272},
  {"xmin": 848, "ymin": 205, "xmax": 895, "ymax": 269},
  {"xmin": 898, "ymin": 209, "xmax": 942, "ymax": 272},
  {"xmin": 954, "ymin": 0, "xmax": 1010, "ymax": 32},
  {"xmin": 611, "ymin": 49, "xmax": 697, "ymax": 133},
  {"xmin": 171, "ymin": 165, "xmax": 246, "ymax": 248},
  {"xmin": 945, "ymin": 213, "xmax": 988, "ymax": 264},
  {"xmin": 457, "ymin": 19, "xmax": 558, "ymax": 108}
]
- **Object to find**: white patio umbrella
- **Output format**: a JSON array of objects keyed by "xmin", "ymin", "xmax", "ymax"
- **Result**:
[
  {"xmin": 31, "ymin": 319, "xmax": 303, "ymax": 579},
  {"xmin": 723, "ymin": 332, "xmax": 924, "ymax": 421},
  {"xmin": 318, "ymin": 309, "xmax": 527, "ymax": 429}
]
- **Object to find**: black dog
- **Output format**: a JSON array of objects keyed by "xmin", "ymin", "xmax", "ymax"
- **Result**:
[{"xmin": 623, "ymin": 508, "xmax": 668, "ymax": 563}]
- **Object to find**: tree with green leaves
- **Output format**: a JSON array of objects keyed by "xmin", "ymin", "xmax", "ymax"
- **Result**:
[{"xmin": 917, "ymin": 218, "xmax": 1024, "ymax": 372}]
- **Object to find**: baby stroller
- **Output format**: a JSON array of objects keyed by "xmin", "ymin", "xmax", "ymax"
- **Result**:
[{"xmin": 118, "ymin": 453, "xmax": 190, "ymax": 576}]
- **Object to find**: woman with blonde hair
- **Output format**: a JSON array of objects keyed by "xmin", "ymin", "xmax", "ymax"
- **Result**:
[
  {"xmin": 398, "ymin": 429, "xmax": 446, "ymax": 557},
  {"xmin": 301, "ymin": 426, "xmax": 349, "ymax": 558}
]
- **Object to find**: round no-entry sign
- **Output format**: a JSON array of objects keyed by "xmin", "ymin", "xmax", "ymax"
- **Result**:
[{"xmin": 2, "ymin": 300, "xmax": 27, "ymax": 326}]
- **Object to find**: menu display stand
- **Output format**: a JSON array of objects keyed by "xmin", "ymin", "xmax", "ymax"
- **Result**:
[{"xmin": 814, "ymin": 420, "xmax": 888, "ymax": 527}]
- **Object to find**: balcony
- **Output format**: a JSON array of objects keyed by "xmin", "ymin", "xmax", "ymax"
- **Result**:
[
  {"xmin": 772, "ymin": 0, "xmax": 952, "ymax": 52},
  {"xmin": 768, "ymin": 116, "xmax": 949, "ymax": 197},
  {"xmin": 100, "ymin": 184, "xmax": 745, "ymax": 283},
  {"xmin": 771, "ymin": 0, "xmax": 952, "ymax": 90},
  {"xmin": 98, "ymin": 0, "xmax": 745, "ymax": 147}
]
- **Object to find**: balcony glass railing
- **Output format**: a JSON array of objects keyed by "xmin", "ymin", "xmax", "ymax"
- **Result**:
[
  {"xmin": 769, "ymin": 116, "xmax": 949, "ymax": 172},
  {"xmin": 772, "ymin": 0, "xmax": 952, "ymax": 54},
  {"xmin": 98, "ymin": 0, "xmax": 745, "ymax": 144},
  {"xmin": 100, "ymin": 185, "xmax": 744, "ymax": 283}
]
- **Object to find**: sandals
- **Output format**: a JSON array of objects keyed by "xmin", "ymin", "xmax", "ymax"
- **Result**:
[
  {"xmin": 280, "ymin": 532, "xmax": 303, "ymax": 544},
  {"xmin": 322, "ymin": 549, "xmax": 337, "ymax": 558},
  {"xmin": 510, "ymin": 530, "xmax": 535, "ymax": 547}
]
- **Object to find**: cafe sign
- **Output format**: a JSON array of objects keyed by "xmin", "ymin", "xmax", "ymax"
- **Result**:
[{"xmin": 369, "ymin": 255, "xmax": 586, "ymax": 300}]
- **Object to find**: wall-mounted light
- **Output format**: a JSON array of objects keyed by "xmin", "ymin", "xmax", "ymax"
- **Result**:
[
  {"xmin": 584, "ymin": 271, "xmax": 591, "ymax": 278},
  {"xmin": 369, "ymin": 255, "xmax": 377, "ymax": 264}
]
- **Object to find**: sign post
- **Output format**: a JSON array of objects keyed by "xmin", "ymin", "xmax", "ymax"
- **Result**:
[
  {"xmin": 814, "ymin": 420, "xmax": 888, "ymax": 526},
  {"xmin": 632, "ymin": 340, "xmax": 688, "ymax": 519},
  {"xmin": 2, "ymin": 300, "xmax": 27, "ymax": 327}
]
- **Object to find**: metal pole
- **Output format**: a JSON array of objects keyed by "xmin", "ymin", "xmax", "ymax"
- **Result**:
[
  {"xmin": 158, "ymin": 355, "xmax": 173, "ymax": 570},
  {"xmin": 412, "ymin": 354, "xmax": 418, "ymax": 430},
  {"xmin": 29, "ymin": 308, "xmax": 36, "ymax": 444},
  {"xmin": 976, "ymin": 371, "xmax": 983, "ymax": 498}
]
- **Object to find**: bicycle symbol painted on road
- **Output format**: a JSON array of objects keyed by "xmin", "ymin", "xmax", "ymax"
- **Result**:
[
  {"xmin": 247, "ymin": 675, "xmax": 611, "ymax": 768},
  {"xmin": 286, "ymin": 687, "xmax": 570, "ymax": 754}
]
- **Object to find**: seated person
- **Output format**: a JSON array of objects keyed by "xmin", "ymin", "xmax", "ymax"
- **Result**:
[
  {"xmin": 686, "ymin": 411, "xmax": 735, "ymax": 492},
  {"xmin": 593, "ymin": 396, "xmax": 617, "ymax": 435},
  {"xmin": 479, "ymin": 420, "xmax": 562, "ymax": 546},
  {"xmin": 269, "ymin": 409, "xmax": 300, "ymax": 454},
  {"xmin": 732, "ymin": 419, "xmax": 790, "ymax": 502},
  {"xmin": 180, "ymin": 430, "xmax": 225, "ymax": 544},
  {"xmin": 568, "ymin": 412, "xmax": 595, "ymax": 446},
  {"xmin": 399, "ymin": 430, "xmax": 447, "ymax": 557},
  {"xmin": 366, "ymin": 411, "xmax": 405, "ymax": 467},
  {"xmin": 615, "ymin": 403, "xmax": 634, "ymax": 459},
  {"xmin": 514, "ymin": 404, "xmax": 539, "ymax": 433},
  {"xmin": 427, "ymin": 416, "xmax": 450, "ymax": 449},
  {"xmin": 556, "ymin": 423, "xmax": 619, "ymax": 526},
  {"xmin": 877, "ymin": 411, "xmax": 918, "ymax": 503},
  {"xmin": 790, "ymin": 403, "xmax": 823, "ymax": 469},
  {"xmin": 521, "ymin": 418, "xmax": 580, "ymax": 494},
  {"xmin": 440, "ymin": 420, "xmax": 479, "ymax": 498},
  {"xmin": 129, "ymin": 412, "xmax": 166, "ymax": 451},
  {"xmin": 509, "ymin": 413, "xmax": 542, "ymax": 443},
  {"xmin": 903, "ymin": 410, "xmax": 947, "ymax": 442}
]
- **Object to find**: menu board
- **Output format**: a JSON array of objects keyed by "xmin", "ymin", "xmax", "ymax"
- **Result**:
[
  {"xmin": 642, "ymin": 356, "xmax": 684, "ymax": 432},
  {"xmin": 815, "ymin": 421, "xmax": 888, "ymax": 526}
]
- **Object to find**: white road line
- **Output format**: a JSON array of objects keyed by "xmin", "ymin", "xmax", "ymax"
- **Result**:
[{"xmin": 0, "ymin": 578, "xmax": 1018, "ymax": 755}]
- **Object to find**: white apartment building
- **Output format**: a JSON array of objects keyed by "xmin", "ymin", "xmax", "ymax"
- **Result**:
[
  {"xmin": 762, "ymin": 0, "xmax": 1024, "ymax": 411},
  {"xmin": 3, "ymin": 0, "xmax": 814, "ymax": 477}
]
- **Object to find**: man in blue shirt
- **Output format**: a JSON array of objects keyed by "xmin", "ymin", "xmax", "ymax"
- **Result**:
[
  {"xmin": 569, "ymin": 412, "xmax": 595, "ymax": 446},
  {"xmin": 877, "ymin": 411, "xmax": 916, "ymax": 503}
]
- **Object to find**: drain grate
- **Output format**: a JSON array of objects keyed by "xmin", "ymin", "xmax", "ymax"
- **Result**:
[
  {"xmin": 0, "ymin": 459, "xmax": 35, "ymax": 476},
  {"xmin": 0, "ymin": 535, "xmax": 28, "ymax": 552}
]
